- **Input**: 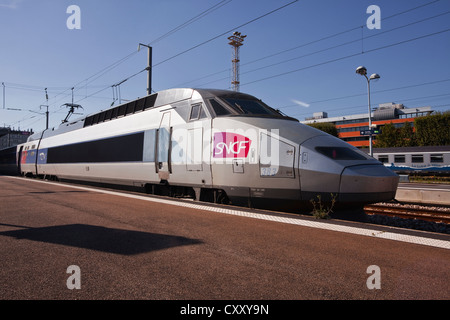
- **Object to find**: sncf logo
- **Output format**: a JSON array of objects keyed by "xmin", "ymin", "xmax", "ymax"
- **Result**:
[{"xmin": 213, "ymin": 132, "xmax": 251, "ymax": 158}]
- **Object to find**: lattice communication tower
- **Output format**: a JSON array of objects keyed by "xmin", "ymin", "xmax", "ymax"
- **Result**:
[{"xmin": 227, "ymin": 31, "xmax": 246, "ymax": 92}]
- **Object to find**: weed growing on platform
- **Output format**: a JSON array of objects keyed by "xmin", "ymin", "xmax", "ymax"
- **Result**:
[{"xmin": 310, "ymin": 194, "xmax": 336, "ymax": 219}]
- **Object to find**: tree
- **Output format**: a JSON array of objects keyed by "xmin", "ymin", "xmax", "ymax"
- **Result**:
[
  {"xmin": 374, "ymin": 122, "xmax": 397, "ymax": 148},
  {"xmin": 415, "ymin": 112, "xmax": 450, "ymax": 146},
  {"xmin": 398, "ymin": 121, "xmax": 416, "ymax": 147},
  {"xmin": 374, "ymin": 112, "xmax": 450, "ymax": 147},
  {"xmin": 307, "ymin": 123, "xmax": 338, "ymax": 137}
]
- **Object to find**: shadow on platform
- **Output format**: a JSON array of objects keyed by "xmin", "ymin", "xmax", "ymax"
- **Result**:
[{"xmin": 0, "ymin": 223, "xmax": 202, "ymax": 255}]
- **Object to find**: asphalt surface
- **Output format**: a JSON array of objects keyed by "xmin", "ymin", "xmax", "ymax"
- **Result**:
[{"xmin": 0, "ymin": 176, "xmax": 449, "ymax": 300}]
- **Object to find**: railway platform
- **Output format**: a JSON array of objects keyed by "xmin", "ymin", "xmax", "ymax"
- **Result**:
[
  {"xmin": 396, "ymin": 183, "xmax": 450, "ymax": 205},
  {"xmin": 0, "ymin": 176, "xmax": 449, "ymax": 301}
]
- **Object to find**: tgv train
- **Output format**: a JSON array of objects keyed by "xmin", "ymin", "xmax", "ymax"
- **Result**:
[{"xmin": 2, "ymin": 88, "xmax": 399, "ymax": 210}]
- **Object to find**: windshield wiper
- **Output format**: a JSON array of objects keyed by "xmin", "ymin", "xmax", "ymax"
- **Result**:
[{"xmin": 233, "ymin": 102, "xmax": 245, "ymax": 114}]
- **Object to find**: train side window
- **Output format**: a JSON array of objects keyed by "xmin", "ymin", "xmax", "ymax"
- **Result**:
[
  {"xmin": 111, "ymin": 107, "xmax": 118, "ymax": 119},
  {"xmin": 378, "ymin": 155, "xmax": 389, "ymax": 163},
  {"xmin": 430, "ymin": 154, "xmax": 443, "ymax": 163},
  {"xmin": 411, "ymin": 154, "xmax": 423, "ymax": 163},
  {"xmin": 199, "ymin": 105, "xmax": 208, "ymax": 119},
  {"xmin": 105, "ymin": 109, "xmax": 112, "ymax": 121},
  {"xmin": 189, "ymin": 104, "xmax": 201, "ymax": 121},
  {"xmin": 144, "ymin": 94, "xmax": 158, "ymax": 110},
  {"xmin": 135, "ymin": 99, "xmax": 144, "ymax": 112},
  {"xmin": 394, "ymin": 155, "xmax": 405, "ymax": 163},
  {"xmin": 118, "ymin": 104, "xmax": 127, "ymax": 117},
  {"xmin": 98, "ymin": 111, "xmax": 106, "ymax": 123},
  {"xmin": 126, "ymin": 101, "xmax": 136, "ymax": 115},
  {"xmin": 84, "ymin": 116, "xmax": 93, "ymax": 127},
  {"xmin": 315, "ymin": 147, "xmax": 367, "ymax": 160}
]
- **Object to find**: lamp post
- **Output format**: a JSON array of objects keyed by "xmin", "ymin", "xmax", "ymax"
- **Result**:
[
  {"xmin": 2, "ymin": 82, "xmax": 5, "ymax": 109},
  {"xmin": 356, "ymin": 66, "xmax": 380, "ymax": 157}
]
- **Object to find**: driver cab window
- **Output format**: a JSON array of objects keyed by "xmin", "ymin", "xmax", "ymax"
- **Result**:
[{"xmin": 189, "ymin": 103, "xmax": 207, "ymax": 121}]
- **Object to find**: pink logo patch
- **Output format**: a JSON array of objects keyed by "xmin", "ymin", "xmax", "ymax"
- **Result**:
[{"xmin": 213, "ymin": 132, "xmax": 251, "ymax": 158}]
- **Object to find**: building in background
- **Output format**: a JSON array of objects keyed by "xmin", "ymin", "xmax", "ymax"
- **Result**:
[
  {"xmin": 0, "ymin": 128, "xmax": 33, "ymax": 150},
  {"xmin": 301, "ymin": 103, "xmax": 434, "ymax": 148}
]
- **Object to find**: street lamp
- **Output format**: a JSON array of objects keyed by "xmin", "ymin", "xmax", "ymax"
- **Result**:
[{"xmin": 356, "ymin": 66, "xmax": 380, "ymax": 157}]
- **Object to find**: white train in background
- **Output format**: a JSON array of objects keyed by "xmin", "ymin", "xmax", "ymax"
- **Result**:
[{"xmin": 369, "ymin": 146, "xmax": 450, "ymax": 174}]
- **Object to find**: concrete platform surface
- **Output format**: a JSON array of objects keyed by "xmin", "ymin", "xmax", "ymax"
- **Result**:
[{"xmin": 396, "ymin": 183, "xmax": 450, "ymax": 205}]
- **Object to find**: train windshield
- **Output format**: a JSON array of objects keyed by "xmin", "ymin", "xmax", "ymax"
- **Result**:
[
  {"xmin": 207, "ymin": 92, "xmax": 297, "ymax": 121},
  {"xmin": 315, "ymin": 147, "xmax": 368, "ymax": 160},
  {"xmin": 222, "ymin": 98, "xmax": 280, "ymax": 116}
]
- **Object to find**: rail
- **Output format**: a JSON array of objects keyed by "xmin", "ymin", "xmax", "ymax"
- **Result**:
[{"xmin": 364, "ymin": 203, "xmax": 450, "ymax": 224}]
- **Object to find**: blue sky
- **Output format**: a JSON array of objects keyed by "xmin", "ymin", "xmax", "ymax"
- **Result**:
[{"xmin": 1, "ymin": 0, "xmax": 449, "ymax": 133}]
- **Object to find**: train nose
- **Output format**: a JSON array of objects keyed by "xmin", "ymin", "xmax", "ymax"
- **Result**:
[{"xmin": 339, "ymin": 164, "xmax": 399, "ymax": 204}]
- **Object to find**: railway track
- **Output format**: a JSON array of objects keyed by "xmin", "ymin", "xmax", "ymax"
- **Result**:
[{"xmin": 364, "ymin": 203, "xmax": 450, "ymax": 224}]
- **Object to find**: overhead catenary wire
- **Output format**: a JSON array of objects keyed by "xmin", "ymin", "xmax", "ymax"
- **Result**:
[
  {"xmin": 2, "ymin": 2, "xmax": 239, "ymax": 130},
  {"xmin": 241, "ymin": 27, "xmax": 450, "ymax": 87},
  {"xmin": 194, "ymin": 25, "xmax": 450, "ymax": 90},
  {"xmin": 69, "ymin": 0, "xmax": 234, "ymax": 96},
  {"xmin": 177, "ymin": 0, "xmax": 443, "ymax": 88},
  {"xmin": 8, "ymin": 25, "xmax": 450, "ymax": 130},
  {"xmin": 152, "ymin": 0, "xmax": 300, "ymax": 68},
  {"xmin": 8, "ymin": 1, "xmax": 237, "ymax": 122},
  {"xmin": 148, "ymin": 0, "xmax": 232, "ymax": 46},
  {"xmin": 4, "ymin": 0, "xmax": 438, "ymax": 109},
  {"xmin": 186, "ymin": 7, "xmax": 449, "ymax": 88},
  {"xmin": 245, "ymin": 10, "xmax": 450, "ymax": 75},
  {"xmin": 292, "ymin": 93, "xmax": 450, "ymax": 119},
  {"xmin": 281, "ymin": 78, "xmax": 450, "ymax": 109},
  {"xmin": 3, "ymin": 0, "xmax": 448, "ymax": 130},
  {"xmin": 60, "ymin": 0, "xmax": 300, "ymax": 108}
]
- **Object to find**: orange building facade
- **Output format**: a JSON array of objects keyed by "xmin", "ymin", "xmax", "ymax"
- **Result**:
[{"xmin": 302, "ymin": 103, "xmax": 433, "ymax": 148}]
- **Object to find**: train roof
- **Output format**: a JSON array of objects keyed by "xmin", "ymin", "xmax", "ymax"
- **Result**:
[
  {"xmin": 26, "ymin": 88, "xmax": 296, "ymax": 143},
  {"xmin": 27, "ymin": 88, "xmax": 193, "ymax": 142},
  {"xmin": 369, "ymin": 146, "xmax": 450, "ymax": 153}
]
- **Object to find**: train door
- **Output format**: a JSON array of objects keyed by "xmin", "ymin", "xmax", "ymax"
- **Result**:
[
  {"xmin": 185, "ymin": 102, "xmax": 211, "ymax": 174},
  {"xmin": 156, "ymin": 112, "xmax": 172, "ymax": 180},
  {"xmin": 184, "ymin": 102, "xmax": 212, "ymax": 187},
  {"xmin": 17, "ymin": 145, "xmax": 23, "ymax": 175},
  {"xmin": 186, "ymin": 126, "xmax": 203, "ymax": 171}
]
